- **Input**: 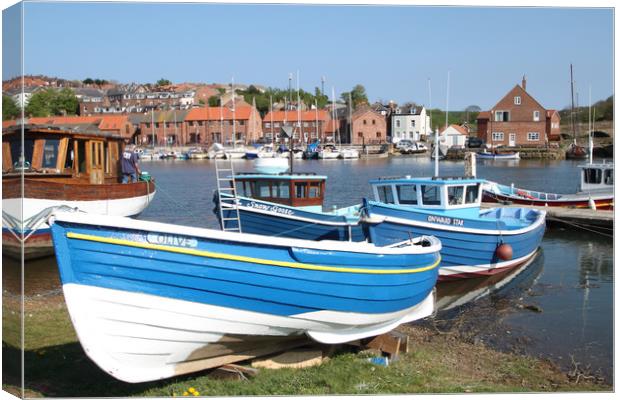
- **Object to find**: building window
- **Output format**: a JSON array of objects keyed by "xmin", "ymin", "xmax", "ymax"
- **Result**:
[
  {"xmin": 494, "ymin": 111, "xmax": 509, "ymax": 122},
  {"xmin": 358, "ymin": 132, "xmax": 363, "ymax": 138},
  {"xmin": 533, "ymin": 110, "xmax": 540, "ymax": 121},
  {"xmin": 155, "ymin": 122, "xmax": 160, "ymax": 128},
  {"xmin": 145, "ymin": 123, "xmax": 151, "ymax": 128},
  {"xmin": 514, "ymin": 96, "xmax": 521, "ymax": 105},
  {"xmin": 239, "ymin": 120, "xmax": 245, "ymax": 126},
  {"xmin": 411, "ymin": 120, "xmax": 416, "ymax": 127},
  {"xmin": 396, "ymin": 120, "xmax": 401, "ymax": 128},
  {"xmin": 303, "ymin": 122, "xmax": 309, "ymax": 127},
  {"xmin": 527, "ymin": 132, "xmax": 540, "ymax": 141},
  {"xmin": 265, "ymin": 122, "xmax": 271, "ymax": 128},
  {"xmin": 492, "ymin": 132, "xmax": 504, "ymax": 141},
  {"xmin": 372, "ymin": 119, "xmax": 376, "ymax": 125},
  {"xmin": 363, "ymin": 119, "xmax": 367, "ymax": 125},
  {"xmin": 376, "ymin": 132, "xmax": 381, "ymax": 138}
]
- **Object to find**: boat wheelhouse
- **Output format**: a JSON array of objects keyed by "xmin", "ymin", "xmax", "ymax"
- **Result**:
[
  {"xmin": 2, "ymin": 124, "xmax": 156, "ymax": 259},
  {"xmin": 483, "ymin": 162, "xmax": 613, "ymax": 210},
  {"xmin": 363, "ymin": 175, "xmax": 546, "ymax": 280},
  {"xmin": 215, "ymin": 171, "xmax": 365, "ymax": 241}
]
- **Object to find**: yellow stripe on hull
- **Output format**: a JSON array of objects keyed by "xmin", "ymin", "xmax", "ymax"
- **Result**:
[{"xmin": 66, "ymin": 232, "xmax": 440, "ymax": 275}]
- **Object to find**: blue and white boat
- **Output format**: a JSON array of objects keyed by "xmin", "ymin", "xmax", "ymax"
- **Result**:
[
  {"xmin": 363, "ymin": 176, "xmax": 546, "ymax": 280},
  {"xmin": 215, "ymin": 172, "xmax": 366, "ymax": 241},
  {"xmin": 477, "ymin": 150, "xmax": 520, "ymax": 160},
  {"xmin": 49, "ymin": 210, "xmax": 441, "ymax": 383}
]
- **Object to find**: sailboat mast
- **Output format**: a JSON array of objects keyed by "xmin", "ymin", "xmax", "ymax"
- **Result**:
[
  {"xmin": 570, "ymin": 64, "xmax": 577, "ymax": 142},
  {"xmin": 231, "ymin": 77, "xmax": 236, "ymax": 148},
  {"xmin": 315, "ymin": 99, "xmax": 318, "ymax": 141},
  {"xmin": 297, "ymin": 70, "xmax": 301, "ymax": 145},
  {"xmin": 445, "ymin": 70, "xmax": 450, "ymax": 131},
  {"xmin": 151, "ymin": 108, "xmax": 155, "ymax": 148},
  {"xmin": 348, "ymin": 92, "xmax": 353, "ymax": 149},
  {"xmin": 270, "ymin": 94, "xmax": 274, "ymax": 146},
  {"xmin": 332, "ymin": 87, "xmax": 340, "ymax": 147},
  {"xmin": 589, "ymin": 85, "xmax": 593, "ymax": 164}
]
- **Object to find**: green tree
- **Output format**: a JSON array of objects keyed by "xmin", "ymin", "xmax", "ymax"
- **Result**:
[
  {"xmin": 156, "ymin": 78, "xmax": 172, "ymax": 87},
  {"xmin": 207, "ymin": 96, "xmax": 220, "ymax": 107},
  {"xmin": 341, "ymin": 84, "xmax": 369, "ymax": 108},
  {"xmin": 2, "ymin": 94, "xmax": 21, "ymax": 120},
  {"xmin": 25, "ymin": 88, "xmax": 78, "ymax": 117},
  {"xmin": 198, "ymin": 98, "xmax": 206, "ymax": 106},
  {"xmin": 83, "ymin": 78, "xmax": 94, "ymax": 85}
]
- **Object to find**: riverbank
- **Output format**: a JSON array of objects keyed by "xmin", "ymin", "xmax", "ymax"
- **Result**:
[{"xmin": 2, "ymin": 290, "xmax": 610, "ymax": 397}]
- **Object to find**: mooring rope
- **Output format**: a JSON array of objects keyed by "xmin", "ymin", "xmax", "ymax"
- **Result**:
[{"xmin": 546, "ymin": 215, "xmax": 613, "ymax": 239}]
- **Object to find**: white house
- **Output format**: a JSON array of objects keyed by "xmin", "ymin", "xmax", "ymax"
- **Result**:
[
  {"xmin": 439, "ymin": 124, "xmax": 468, "ymax": 148},
  {"xmin": 390, "ymin": 106, "xmax": 431, "ymax": 143}
]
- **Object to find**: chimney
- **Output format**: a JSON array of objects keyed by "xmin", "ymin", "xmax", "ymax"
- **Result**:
[{"xmin": 522, "ymin": 75, "xmax": 527, "ymax": 91}]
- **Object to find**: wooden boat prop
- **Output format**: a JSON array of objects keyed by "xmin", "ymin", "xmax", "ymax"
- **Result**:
[
  {"xmin": 482, "ymin": 162, "xmax": 614, "ymax": 210},
  {"xmin": 49, "ymin": 210, "xmax": 441, "ymax": 382},
  {"xmin": 362, "ymin": 176, "xmax": 546, "ymax": 280},
  {"xmin": 2, "ymin": 124, "xmax": 156, "ymax": 259},
  {"xmin": 215, "ymin": 170, "xmax": 366, "ymax": 241}
]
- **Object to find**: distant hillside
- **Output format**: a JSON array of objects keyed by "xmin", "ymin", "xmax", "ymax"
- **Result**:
[{"xmin": 559, "ymin": 95, "xmax": 613, "ymax": 123}]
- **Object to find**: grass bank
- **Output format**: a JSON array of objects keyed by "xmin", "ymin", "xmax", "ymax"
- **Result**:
[{"xmin": 2, "ymin": 294, "xmax": 611, "ymax": 397}]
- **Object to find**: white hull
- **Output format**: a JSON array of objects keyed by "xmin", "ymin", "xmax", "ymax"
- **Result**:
[
  {"xmin": 318, "ymin": 151, "xmax": 341, "ymax": 159},
  {"xmin": 63, "ymin": 283, "xmax": 434, "ymax": 383},
  {"xmin": 438, "ymin": 249, "xmax": 538, "ymax": 278},
  {"xmin": 3, "ymin": 192, "xmax": 156, "ymax": 231},
  {"xmin": 340, "ymin": 149, "xmax": 360, "ymax": 159}
]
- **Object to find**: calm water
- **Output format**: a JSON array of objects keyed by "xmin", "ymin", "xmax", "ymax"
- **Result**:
[{"xmin": 9, "ymin": 156, "xmax": 614, "ymax": 381}]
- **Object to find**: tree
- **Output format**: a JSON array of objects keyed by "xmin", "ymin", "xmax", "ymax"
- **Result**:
[
  {"xmin": 83, "ymin": 78, "xmax": 94, "ymax": 85},
  {"xmin": 3, "ymin": 94, "xmax": 20, "ymax": 120},
  {"xmin": 207, "ymin": 96, "xmax": 220, "ymax": 107},
  {"xmin": 341, "ymin": 84, "xmax": 369, "ymax": 108},
  {"xmin": 25, "ymin": 88, "xmax": 78, "ymax": 117},
  {"xmin": 156, "ymin": 78, "xmax": 172, "ymax": 87},
  {"xmin": 198, "ymin": 98, "xmax": 206, "ymax": 106}
]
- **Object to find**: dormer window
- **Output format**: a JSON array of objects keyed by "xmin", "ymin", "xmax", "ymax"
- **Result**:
[{"xmin": 514, "ymin": 96, "xmax": 521, "ymax": 105}]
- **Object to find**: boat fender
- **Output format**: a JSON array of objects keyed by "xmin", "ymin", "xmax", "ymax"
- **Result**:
[
  {"xmin": 495, "ymin": 243, "xmax": 513, "ymax": 261},
  {"xmin": 588, "ymin": 197, "xmax": 597, "ymax": 211}
]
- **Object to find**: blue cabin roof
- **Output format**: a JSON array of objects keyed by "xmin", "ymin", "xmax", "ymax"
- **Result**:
[
  {"xmin": 235, "ymin": 173, "xmax": 327, "ymax": 181},
  {"xmin": 369, "ymin": 176, "xmax": 484, "ymax": 186}
]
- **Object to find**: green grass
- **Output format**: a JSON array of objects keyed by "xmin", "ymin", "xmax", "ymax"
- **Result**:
[{"xmin": 2, "ymin": 300, "xmax": 611, "ymax": 397}]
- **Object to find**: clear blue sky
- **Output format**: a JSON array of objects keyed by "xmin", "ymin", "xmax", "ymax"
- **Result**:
[{"xmin": 2, "ymin": 2, "xmax": 614, "ymax": 110}]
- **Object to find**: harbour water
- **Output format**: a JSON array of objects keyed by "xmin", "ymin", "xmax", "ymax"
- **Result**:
[{"xmin": 6, "ymin": 156, "xmax": 613, "ymax": 381}]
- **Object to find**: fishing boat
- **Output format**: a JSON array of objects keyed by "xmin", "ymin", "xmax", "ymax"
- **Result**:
[
  {"xmin": 49, "ymin": 210, "xmax": 441, "ymax": 383},
  {"xmin": 482, "ymin": 162, "xmax": 614, "ymax": 210},
  {"xmin": 2, "ymin": 124, "xmax": 156, "ymax": 259},
  {"xmin": 477, "ymin": 150, "xmax": 520, "ymax": 160},
  {"xmin": 187, "ymin": 147, "xmax": 209, "ymax": 159},
  {"xmin": 215, "ymin": 169, "xmax": 366, "ymax": 241},
  {"xmin": 303, "ymin": 141, "xmax": 321, "ymax": 160},
  {"xmin": 362, "ymin": 176, "xmax": 546, "ymax": 280}
]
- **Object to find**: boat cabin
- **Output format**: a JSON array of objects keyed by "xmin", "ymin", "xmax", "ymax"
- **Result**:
[
  {"xmin": 369, "ymin": 176, "xmax": 484, "ymax": 218},
  {"xmin": 580, "ymin": 163, "xmax": 614, "ymax": 193},
  {"xmin": 233, "ymin": 173, "xmax": 327, "ymax": 210},
  {"xmin": 2, "ymin": 125, "xmax": 127, "ymax": 184}
]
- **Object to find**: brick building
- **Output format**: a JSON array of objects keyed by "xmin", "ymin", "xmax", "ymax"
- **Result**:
[
  {"xmin": 345, "ymin": 106, "xmax": 387, "ymax": 145},
  {"xmin": 262, "ymin": 110, "xmax": 330, "ymax": 144},
  {"xmin": 183, "ymin": 105, "xmax": 262, "ymax": 146},
  {"xmin": 477, "ymin": 77, "xmax": 560, "ymax": 147},
  {"xmin": 138, "ymin": 110, "xmax": 191, "ymax": 146}
]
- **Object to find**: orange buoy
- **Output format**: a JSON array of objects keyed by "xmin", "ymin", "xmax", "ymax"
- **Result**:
[{"xmin": 495, "ymin": 243, "xmax": 513, "ymax": 261}]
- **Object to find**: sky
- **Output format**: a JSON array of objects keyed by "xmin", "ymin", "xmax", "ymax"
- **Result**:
[{"xmin": 2, "ymin": 2, "xmax": 615, "ymax": 110}]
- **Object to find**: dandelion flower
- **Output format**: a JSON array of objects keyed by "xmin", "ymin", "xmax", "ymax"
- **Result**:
[
  {"xmin": 188, "ymin": 387, "xmax": 196, "ymax": 393},
  {"xmin": 193, "ymin": 391, "xmax": 200, "ymax": 396},
  {"xmin": 183, "ymin": 391, "xmax": 189, "ymax": 396}
]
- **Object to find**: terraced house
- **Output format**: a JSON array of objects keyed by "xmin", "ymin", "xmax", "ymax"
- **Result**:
[
  {"xmin": 477, "ymin": 77, "xmax": 560, "ymax": 147},
  {"xmin": 183, "ymin": 104, "xmax": 262, "ymax": 145},
  {"xmin": 262, "ymin": 110, "xmax": 330, "ymax": 144}
]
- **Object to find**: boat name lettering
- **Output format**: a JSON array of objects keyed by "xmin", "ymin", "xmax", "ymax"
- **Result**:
[
  {"xmin": 248, "ymin": 201, "xmax": 294, "ymax": 216},
  {"xmin": 427, "ymin": 215, "xmax": 464, "ymax": 226},
  {"xmin": 146, "ymin": 233, "xmax": 198, "ymax": 248}
]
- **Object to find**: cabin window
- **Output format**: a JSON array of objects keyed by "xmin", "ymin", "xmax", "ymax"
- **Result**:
[
  {"xmin": 308, "ymin": 182, "xmax": 321, "ymax": 198},
  {"xmin": 583, "ymin": 168, "xmax": 602, "ymax": 184},
  {"xmin": 65, "ymin": 140, "xmax": 75, "ymax": 169},
  {"xmin": 396, "ymin": 185, "xmax": 418, "ymax": 205},
  {"xmin": 256, "ymin": 181, "xmax": 272, "ymax": 197},
  {"xmin": 10, "ymin": 139, "xmax": 35, "ymax": 169},
  {"xmin": 276, "ymin": 181, "xmax": 290, "ymax": 199},
  {"xmin": 604, "ymin": 169, "xmax": 613, "ymax": 185},
  {"xmin": 421, "ymin": 185, "xmax": 441, "ymax": 205},
  {"xmin": 447, "ymin": 186, "xmax": 465, "ymax": 205},
  {"xmin": 295, "ymin": 182, "xmax": 307, "ymax": 198},
  {"xmin": 77, "ymin": 140, "xmax": 87, "ymax": 173},
  {"xmin": 465, "ymin": 184, "xmax": 480, "ymax": 204},
  {"xmin": 377, "ymin": 185, "xmax": 395, "ymax": 204},
  {"xmin": 235, "ymin": 181, "xmax": 250, "ymax": 197},
  {"xmin": 42, "ymin": 139, "xmax": 60, "ymax": 169}
]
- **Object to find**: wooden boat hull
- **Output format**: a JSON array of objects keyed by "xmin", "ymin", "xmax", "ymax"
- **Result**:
[
  {"xmin": 482, "ymin": 181, "xmax": 614, "ymax": 210},
  {"xmin": 50, "ymin": 211, "xmax": 440, "ymax": 382}
]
